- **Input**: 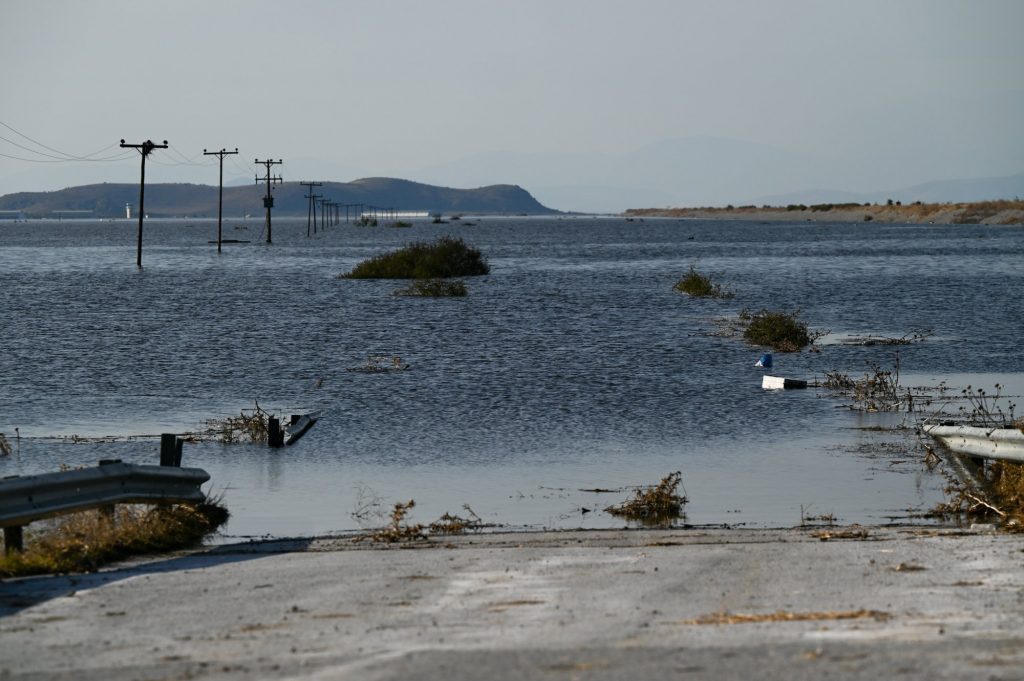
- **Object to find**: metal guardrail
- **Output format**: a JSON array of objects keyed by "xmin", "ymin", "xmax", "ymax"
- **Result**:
[
  {"xmin": 1, "ymin": 460, "xmax": 210, "ymax": 553},
  {"xmin": 921, "ymin": 424, "xmax": 1024, "ymax": 464}
]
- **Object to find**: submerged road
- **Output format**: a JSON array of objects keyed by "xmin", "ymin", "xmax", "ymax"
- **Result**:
[{"xmin": 1, "ymin": 526, "xmax": 1022, "ymax": 680}]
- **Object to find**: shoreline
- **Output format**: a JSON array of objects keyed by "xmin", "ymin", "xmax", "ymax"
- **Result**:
[{"xmin": 624, "ymin": 199, "xmax": 1024, "ymax": 225}]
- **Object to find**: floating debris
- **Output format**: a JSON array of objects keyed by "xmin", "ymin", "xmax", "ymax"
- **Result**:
[{"xmin": 346, "ymin": 355, "xmax": 411, "ymax": 373}]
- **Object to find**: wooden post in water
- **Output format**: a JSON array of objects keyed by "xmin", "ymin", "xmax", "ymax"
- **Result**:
[
  {"xmin": 160, "ymin": 434, "xmax": 183, "ymax": 467},
  {"xmin": 268, "ymin": 418, "xmax": 283, "ymax": 448}
]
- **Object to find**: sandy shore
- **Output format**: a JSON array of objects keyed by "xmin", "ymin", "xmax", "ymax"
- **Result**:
[{"xmin": 624, "ymin": 201, "xmax": 1024, "ymax": 225}]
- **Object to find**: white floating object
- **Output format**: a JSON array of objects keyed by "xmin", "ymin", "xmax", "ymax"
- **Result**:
[{"xmin": 762, "ymin": 375, "xmax": 808, "ymax": 390}]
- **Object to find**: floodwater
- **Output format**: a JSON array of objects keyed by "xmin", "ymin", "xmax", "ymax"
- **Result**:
[{"xmin": 1, "ymin": 216, "xmax": 1022, "ymax": 539}]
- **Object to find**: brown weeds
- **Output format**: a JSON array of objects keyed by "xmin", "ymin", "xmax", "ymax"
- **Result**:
[
  {"xmin": 605, "ymin": 472, "xmax": 687, "ymax": 525},
  {"xmin": 204, "ymin": 402, "xmax": 272, "ymax": 443},
  {"xmin": 428, "ymin": 505, "xmax": 484, "ymax": 535},
  {"xmin": 0, "ymin": 497, "xmax": 229, "ymax": 577},
  {"xmin": 678, "ymin": 609, "xmax": 890, "ymax": 625},
  {"xmin": 357, "ymin": 500, "xmax": 490, "ymax": 543}
]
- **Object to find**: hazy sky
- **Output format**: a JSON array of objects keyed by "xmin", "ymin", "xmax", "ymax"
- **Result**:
[{"xmin": 2, "ymin": 0, "xmax": 1022, "ymax": 205}]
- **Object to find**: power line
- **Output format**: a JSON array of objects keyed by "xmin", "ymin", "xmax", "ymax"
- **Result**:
[
  {"xmin": 0, "ymin": 119, "xmax": 128, "ymax": 161},
  {"xmin": 0, "ymin": 145, "xmax": 134, "ymax": 164}
]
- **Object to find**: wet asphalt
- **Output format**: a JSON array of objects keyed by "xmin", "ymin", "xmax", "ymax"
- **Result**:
[{"xmin": 1, "ymin": 525, "xmax": 1022, "ymax": 680}]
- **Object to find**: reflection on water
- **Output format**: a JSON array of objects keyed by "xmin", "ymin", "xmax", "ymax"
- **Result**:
[{"xmin": 1, "ymin": 218, "xmax": 1022, "ymax": 538}]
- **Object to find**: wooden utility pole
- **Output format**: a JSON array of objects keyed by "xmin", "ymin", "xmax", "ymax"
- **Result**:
[
  {"xmin": 120, "ymin": 138, "xmax": 168, "ymax": 268},
  {"xmin": 255, "ymin": 158, "xmax": 283, "ymax": 244},
  {"xmin": 203, "ymin": 147, "xmax": 239, "ymax": 253},
  {"xmin": 300, "ymin": 181, "xmax": 322, "ymax": 237}
]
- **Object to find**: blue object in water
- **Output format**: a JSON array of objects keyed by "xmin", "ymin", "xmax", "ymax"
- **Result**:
[{"xmin": 755, "ymin": 353, "xmax": 773, "ymax": 368}]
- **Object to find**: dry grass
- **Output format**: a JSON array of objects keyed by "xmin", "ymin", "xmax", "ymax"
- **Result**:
[
  {"xmin": 364, "ymin": 500, "xmax": 426, "ymax": 543},
  {"xmin": 428, "ymin": 505, "xmax": 484, "ymax": 535},
  {"xmin": 356, "ymin": 500, "xmax": 488, "ymax": 543},
  {"xmin": 823, "ymin": 363, "xmax": 903, "ymax": 411},
  {"xmin": 677, "ymin": 609, "xmax": 890, "ymax": 625},
  {"xmin": 953, "ymin": 200, "xmax": 1024, "ymax": 224},
  {"xmin": 0, "ymin": 497, "xmax": 229, "ymax": 577},
  {"xmin": 605, "ymin": 472, "xmax": 687, "ymax": 525}
]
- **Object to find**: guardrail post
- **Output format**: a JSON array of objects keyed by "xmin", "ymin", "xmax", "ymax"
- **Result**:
[
  {"xmin": 268, "ymin": 418, "xmax": 283, "ymax": 448},
  {"xmin": 4, "ymin": 525, "xmax": 23, "ymax": 555},
  {"xmin": 160, "ymin": 434, "xmax": 183, "ymax": 467},
  {"xmin": 98, "ymin": 459, "xmax": 121, "ymax": 522}
]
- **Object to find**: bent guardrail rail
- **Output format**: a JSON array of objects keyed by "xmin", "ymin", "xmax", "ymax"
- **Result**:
[
  {"xmin": 1, "ymin": 460, "xmax": 210, "ymax": 554},
  {"xmin": 921, "ymin": 424, "xmax": 1024, "ymax": 464}
]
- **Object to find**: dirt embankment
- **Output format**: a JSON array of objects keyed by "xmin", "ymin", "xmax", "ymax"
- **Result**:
[{"xmin": 624, "ymin": 200, "xmax": 1024, "ymax": 225}]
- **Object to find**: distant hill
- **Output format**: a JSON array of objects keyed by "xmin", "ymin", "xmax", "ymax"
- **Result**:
[
  {"xmin": 0, "ymin": 177, "xmax": 555, "ymax": 218},
  {"xmin": 756, "ymin": 173, "xmax": 1024, "ymax": 207},
  {"xmin": 414, "ymin": 137, "xmax": 1024, "ymax": 212}
]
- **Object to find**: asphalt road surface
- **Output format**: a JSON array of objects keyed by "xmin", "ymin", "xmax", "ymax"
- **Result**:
[{"xmin": 2, "ymin": 526, "xmax": 1022, "ymax": 680}]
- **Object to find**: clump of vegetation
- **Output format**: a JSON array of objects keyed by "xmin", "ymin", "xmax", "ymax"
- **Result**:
[
  {"xmin": 823, "ymin": 361, "xmax": 904, "ymax": 411},
  {"xmin": 605, "ymin": 471, "xmax": 687, "ymax": 525},
  {"xmin": 341, "ymin": 236, "xmax": 489, "ymax": 280},
  {"xmin": 354, "ymin": 215, "xmax": 378, "ymax": 227},
  {"xmin": 0, "ymin": 432, "xmax": 11, "ymax": 456},
  {"xmin": 391, "ymin": 221, "xmax": 413, "ymax": 228},
  {"xmin": 393, "ymin": 278, "xmax": 468, "ymax": 297},
  {"xmin": 357, "ymin": 500, "xmax": 490, "ymax": 543},
  {"xmin": 428, "ymin": 505, "xmax": 484, "ymax": 535},
  {"xmin": 366, "ymin": 500, "xmax": 426, "ymax": 543},
  {"xmin": 204, "ymin": 402, "xmax": 272, "ymax": 443},
  {"xmin": 673, "ymin": 266, "xmax": 734, "ymax": 299},
  {"xmin": 742, "ymin": 309, "xmax": 812, "ymax": 352},
  {"xmin": 0, "ymin": 497, "xmax": 229, "ymax": 577}
]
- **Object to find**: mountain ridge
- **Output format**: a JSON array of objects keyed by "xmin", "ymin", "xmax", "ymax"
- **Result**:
[{"xmin": 0, "ymin": 177, "xmax": 555, "ymax": 218}]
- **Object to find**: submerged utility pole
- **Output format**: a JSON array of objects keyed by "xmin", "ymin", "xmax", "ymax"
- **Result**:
[
  {"xmin": 203, "ymin": 147, "xmax": 239, "ymax": 253},
  {"xmin": 300, "ymin": 181, "xmax": 322, "ymax": 237},
  {"xmin": 255, "ymin": 158, "xmax": 283, "ymax": 244},
  {"xmin": 120, "ymin": 138, "xmax": 168, "ymax": 268}
]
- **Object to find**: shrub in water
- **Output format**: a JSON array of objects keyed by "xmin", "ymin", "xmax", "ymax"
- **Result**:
[
  {"xmin": 342, "ymin": 236, "xmax": 489, "ymax": 279},
  {"xmin": 673, "ymin": 266, "xmax": 734, "ymax": 298},
  {"xmin": 743, "ymin": 309, "xmax": 811, "ymax": 352}
]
